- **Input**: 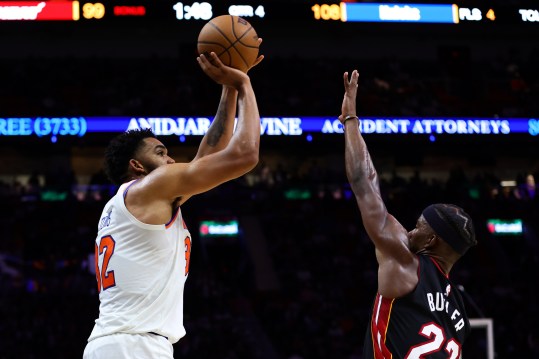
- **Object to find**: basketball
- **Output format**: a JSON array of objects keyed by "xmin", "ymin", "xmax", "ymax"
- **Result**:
[{"xmin": 197, "ymin": 15, "xmax": 259, "ymax": 73}]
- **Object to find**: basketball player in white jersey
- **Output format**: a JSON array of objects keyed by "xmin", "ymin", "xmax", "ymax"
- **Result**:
[{"xmin": 83, "ymin": 49, "xmax": 264, "ymax": 359}]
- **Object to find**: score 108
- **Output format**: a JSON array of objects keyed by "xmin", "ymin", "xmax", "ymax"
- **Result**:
[{"xmin": 312, "ymin": 3, "xmax": 345, "ymax": 21}]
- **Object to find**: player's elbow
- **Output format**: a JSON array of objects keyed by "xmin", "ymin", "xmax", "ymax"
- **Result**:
[
  {"xmin": 241, "ymin": 149, "xmax": 259, "ymax": 171},
  {"xmin": 230, "ymin": 143, "xmax": 259, "ymax": 172}
]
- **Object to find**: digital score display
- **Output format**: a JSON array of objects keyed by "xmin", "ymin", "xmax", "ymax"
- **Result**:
[
  {"xmin": 0, "ymin": 1, "xmax": 271, "ymax": 21},
  {"xmin": 311, "ymin": 2, "xmax": 539, "ymax": 24},
  {"xmin": 0, "ymin": 1, "xmax": 537, "ymax": 25},
  {"xmin": 313, "ymin": 3, "xmax": 458, "ymax": 24},
  {"xmin": 0, "ymin": 1, "xmax": 80, "ymax": 20}
]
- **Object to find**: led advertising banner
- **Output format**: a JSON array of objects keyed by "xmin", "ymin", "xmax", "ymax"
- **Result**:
[
  {"xmin": 1, "ymin": 117, "xmax": 538, "ymax": 141},
  {"xmin": 199, "ymin": 219, "xmax": 239, "ymax": 238},
  {"xmin": 486, "ymin": 219, "xmax": 523, "ymax": 236}
]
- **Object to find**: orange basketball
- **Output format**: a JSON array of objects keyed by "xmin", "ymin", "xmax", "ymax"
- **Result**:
[{"xmin": 197, "ymin": 15, "xmax": 259, "ymax": 73}]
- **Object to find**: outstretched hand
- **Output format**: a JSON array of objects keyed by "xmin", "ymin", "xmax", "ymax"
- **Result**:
[
  {"xmin": 197, "ymin": 52, "xmax": 250, "ymax": 90},
  {"xmin": 338, "ymin": 70, "xmax": 359, "ymax": 124}
]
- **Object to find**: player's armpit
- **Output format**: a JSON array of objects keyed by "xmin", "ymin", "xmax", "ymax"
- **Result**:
[
  {"xmin": 369, "ymin": 214, "xmax": 414, "ymax": 261},
  {"xmin": 377, "ymin": 256, "xmax": 420, "ymax": 298},
  {"xmin": 355, "ymin": 190, "xmax": 412, "ymax": 259},
  {"xmin": 371, "ymin": 216, "xmax": 419, "ymax": 298},
  {"xmin": 141, "ymin": 147, "xmax": 258, "ymax": 201}
]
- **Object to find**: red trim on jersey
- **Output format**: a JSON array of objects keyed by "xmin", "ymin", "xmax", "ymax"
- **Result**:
[
  {"xmin": 370, "ymin": 294, "xmax": 395, "ymax": 359},
  {"xmin": 182, "ymin": 218, "xmax": 188, "ymax": 230},
  {"xmin": 165, "ymin": 207, "xmax": 180, "ymax": 229},
  {"xmin": 429, "ymin": 257, "xmax": 449, "ymax": 278}
]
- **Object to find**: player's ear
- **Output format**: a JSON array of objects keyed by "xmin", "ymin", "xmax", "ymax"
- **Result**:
[
  {"xmin": 129, "ymin": 159, "xmax": 146, "ymax": 176},
  {"xmin": 426, "ymin": 234, "xmax": 437, "ymax": 248}
]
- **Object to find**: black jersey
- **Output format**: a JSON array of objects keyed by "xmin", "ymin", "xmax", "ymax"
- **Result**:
[{"xmin": 363, "ymin": 255, "xmax": 471, "ymax": 359}]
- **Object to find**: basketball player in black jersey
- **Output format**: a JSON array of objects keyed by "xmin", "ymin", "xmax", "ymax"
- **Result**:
[{"xmin": 339, "ymin": 70, "xmax": 477, "ymax": 359}]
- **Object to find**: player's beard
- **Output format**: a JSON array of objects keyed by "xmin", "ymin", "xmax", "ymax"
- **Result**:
[{"xmin": 140, "ymin": 160, "xmax": 160, "ymax": 176}]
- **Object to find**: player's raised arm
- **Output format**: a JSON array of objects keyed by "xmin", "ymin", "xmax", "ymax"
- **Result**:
[
  {"xmin": 193, "ymin": 38, "xmax": 264, "ymax": 161},
  {"xmin": 176, "ymin": 38, "xmax": 263, "ymax": 206},
  {"xmin": 340, "ymin": 70, "xmax": 417, "ymax": 297},
  {"xmin": 171, "ymin": 84, "xmax": 239, "ymax": 207},
  {"xmin": 140, "ymin": 53, "xmax": 260, "ymax": 201},
  {"xmin": 193, "ymin": 86, "xmax": 238, "ymax": 160}
]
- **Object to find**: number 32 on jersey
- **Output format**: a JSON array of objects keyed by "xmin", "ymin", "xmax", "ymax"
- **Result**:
[{"xmin": 94, "ymin": 235, "xmax": 192, "ymax": 293}]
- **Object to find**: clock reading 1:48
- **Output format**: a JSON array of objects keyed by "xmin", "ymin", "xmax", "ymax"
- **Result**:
[{"xmin": 173, "ymin": 2, "xmax": 213, "ymax": 20}]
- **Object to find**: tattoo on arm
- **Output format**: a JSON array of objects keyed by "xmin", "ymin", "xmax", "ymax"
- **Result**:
[
  {"xmin": 349, "ymin": 145, "xmax": 379, "ymax": 193},
  {"xmin": 206, "ymin": 103, "xmax": 227, "ymax": 147},
  {"xmin": 365, "ymin": 148, "xmax": 377, "ymax": 182}
]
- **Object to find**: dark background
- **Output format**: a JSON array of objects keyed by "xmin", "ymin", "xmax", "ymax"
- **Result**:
[{"xmin": 1, "ymin": 1, "xmax": 538, "ymax": 358}]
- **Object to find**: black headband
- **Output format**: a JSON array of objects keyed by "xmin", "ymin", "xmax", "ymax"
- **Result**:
[{"xmin": 422, "ymin": 205, "xmax": 469, "ymax": 255}]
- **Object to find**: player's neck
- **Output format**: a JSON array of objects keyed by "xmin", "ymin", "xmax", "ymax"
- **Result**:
[{"xmin": 428, "ymin": 254, "xmax": 453, "ymax": 276}]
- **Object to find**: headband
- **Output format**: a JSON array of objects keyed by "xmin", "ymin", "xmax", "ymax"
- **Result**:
[{"xmin": 422, "ymin": 205, "xmax": 469, "ymax": 255}]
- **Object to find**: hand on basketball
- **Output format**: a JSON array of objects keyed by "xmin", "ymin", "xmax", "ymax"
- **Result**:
[
  {"xmin": 338, "ymin": 70, "xmax": 359, "ymax": 124},
  {"xmin": 246, "ymin": 38, "xmax": 264, "ymax": 73},
  {"xmin": 197, "ymin": 52, "xmax": 250, "ymax": 89}
]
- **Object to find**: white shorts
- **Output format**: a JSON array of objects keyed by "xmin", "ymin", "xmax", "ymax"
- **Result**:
[{"xmin": 83, "ymin": 333, "xmax": 173, "ymax": 359}]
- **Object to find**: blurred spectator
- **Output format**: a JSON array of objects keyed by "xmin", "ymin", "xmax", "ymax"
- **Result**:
[{"xmin": 515, "ymin": 173, "xmax": 537, "ymax": 201}]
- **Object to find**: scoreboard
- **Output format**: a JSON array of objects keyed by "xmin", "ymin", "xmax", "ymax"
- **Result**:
[{"xmin": 0, "ymin": 1, "xmax": 538, "ymax": 26}]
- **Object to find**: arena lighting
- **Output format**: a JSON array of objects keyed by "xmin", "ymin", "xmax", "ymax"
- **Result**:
[
  {"xmin": 500, "ymin": 180, "xmax": 517, "ymax": 187},
  {"xmin": 1, "ymin": 117, "xmax": 538, "ymax": 139},
  {"xmin": 284, "ymin": 189, "xmax": 311, "ymax": 200}
]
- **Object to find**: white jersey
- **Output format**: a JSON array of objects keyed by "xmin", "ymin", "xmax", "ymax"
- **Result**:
[{"xmin": 88, "ymin": 180, "xmax": 191, "ymax": 344}]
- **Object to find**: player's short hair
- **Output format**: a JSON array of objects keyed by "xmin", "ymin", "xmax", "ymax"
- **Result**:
[
  {"xmin": 422, "ymin": 204, "xmax": 477, "ymax": 255},
  {"xmin": 104, "ymin": 128, "xmax": 156, "ymax": 185}
]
